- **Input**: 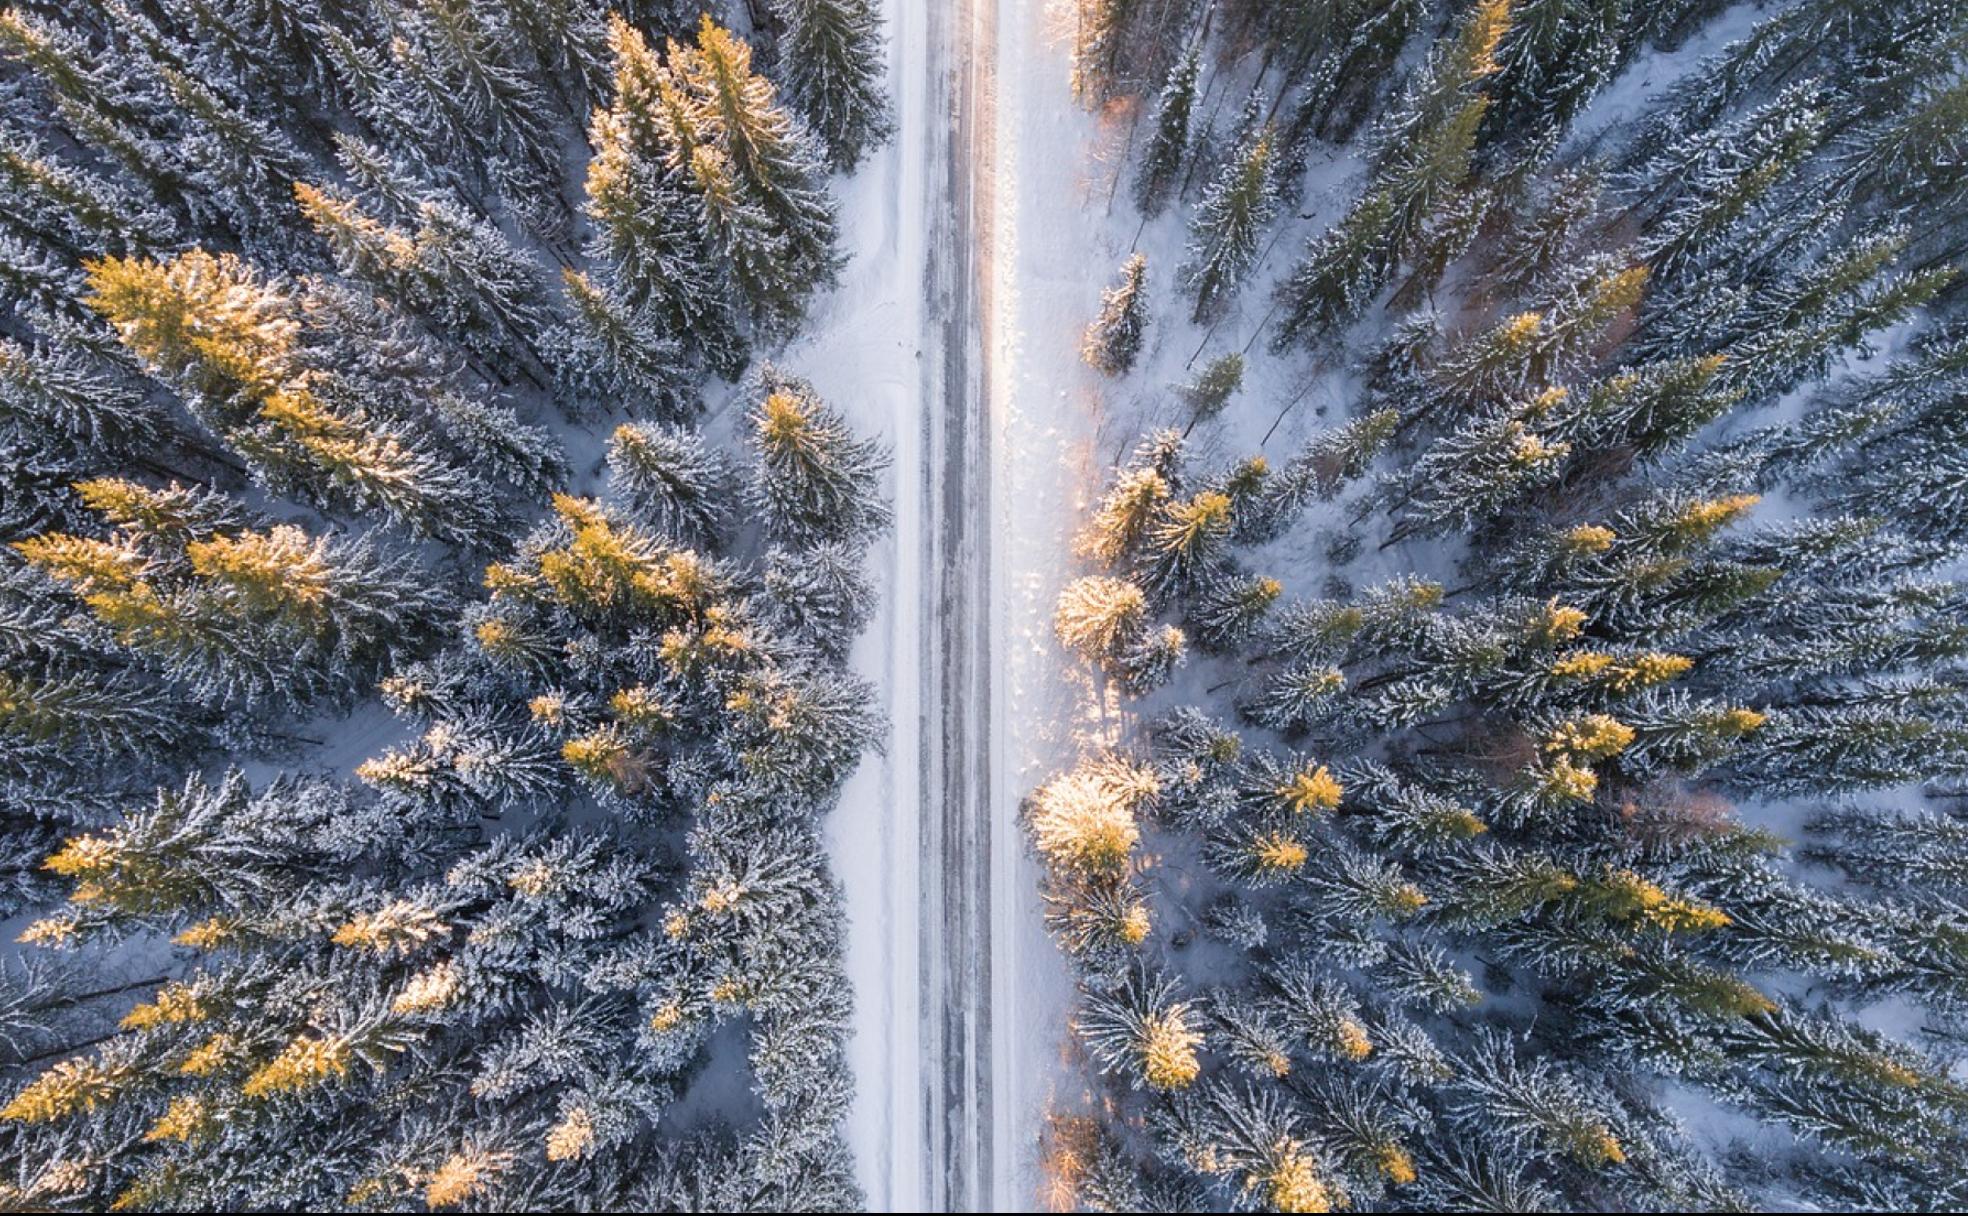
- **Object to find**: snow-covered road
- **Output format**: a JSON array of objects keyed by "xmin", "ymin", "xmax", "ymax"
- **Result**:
[
  {"xmin": 920, "ymin": 0, "xmax": 997, "ymax": 1209},
  {"xmin": 811, "ymin": 1, "xmax": 1098, "ymax": 1208}
]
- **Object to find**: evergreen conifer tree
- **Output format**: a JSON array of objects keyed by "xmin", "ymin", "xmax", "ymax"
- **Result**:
[
  {"xmin": 745, "ymin": 366, "xmax": 891, "ymax": 548},
  {"xmin": 1133, "ymin": 40, "xmax": 1201, "ymax": 216},
  {"xmin": 1083, "ymin": 252, "xmax": 1151, "ymax": 376},
  {"xmin": 1182, "ymin": 95, "xmax": 1279, "ymax": 323},
  {"xmin": 766, "ymin": 0, "xmax": 894, "ymax": 172}
]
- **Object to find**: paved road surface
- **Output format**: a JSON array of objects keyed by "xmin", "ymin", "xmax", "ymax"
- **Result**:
[{"xmin": 919, "ymin": 0, "xmax": 997, "ymax": 1209}]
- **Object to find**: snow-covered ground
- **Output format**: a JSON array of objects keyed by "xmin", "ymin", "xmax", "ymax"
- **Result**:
[
  {"xmin": 987, "ymin": 0, "xmax": 1120, "ymax": 1207},
  {"xmin": 781, "ymin": 0, "xmax": 931, "ymax": 1206},
  {"xmin": 803, "ymin": 1, "xmax": 1338, "ymax": 1204}
]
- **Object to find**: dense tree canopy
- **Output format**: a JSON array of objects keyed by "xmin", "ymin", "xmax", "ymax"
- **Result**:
[
  {"xmin": 1044, "ymin": 1, "xmax": 1968, "ymax": 1211},
  {"xmin": 0, "ymin": 2, "xmax": 890, "ymax": 1209}
]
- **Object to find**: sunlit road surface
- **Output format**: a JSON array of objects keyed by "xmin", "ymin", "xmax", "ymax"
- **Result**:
[{"xmin": 919, "ymin": 0, "xmax": 998, "ymax": 1209}]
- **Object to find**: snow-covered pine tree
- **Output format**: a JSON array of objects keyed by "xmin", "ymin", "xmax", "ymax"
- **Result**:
[
  {"xmin": 1181, "ymin": 94, "xmax": 1279, "ymax": 324},
  {"xmin": 765, "ymin": 0, "xmax": 894, "ymax": 172},
  {"xmin": 672, "ymin": 15, "xmax": 843, "ymax": 322},
  {"xmin": 1272, "ymin": 0, "xmax": 1513, "ymax": 349},
  {"xmin": 607, "ymin": 419, "xmax": 737, "ymax": 542},
  {"xmin": 586, "ymin": 18, "xmax": 747, "ymax": 373},
  {"xmin": 1181, "ymin": 351, "xmax": 1245, "ymax": 429},
  {"xmin": 1133, "ymin": 39, "xmax": 1201, "ymax": 216},
  {"xmin": 745, "ymin": 365, "xmax": 891, "ymax": 548},
  {"xmin": 546, "ymin": 267, "xmax": 693, "ymax": 417},
  {"xmin": 1083, "ymin": 251, "xmax": 1151, "ymax": 376}
]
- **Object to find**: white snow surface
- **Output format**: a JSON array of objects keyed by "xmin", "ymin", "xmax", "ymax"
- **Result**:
[
  {"xmin": 776, "ymin": 1, "xmax": 929, "ymax": 1207},
  {"xmin": 987, "ymin": 1, "xmax": 1111, "ymax": 1206},
  {"xmin": 796, "ymin": 0, "xmax": 1117, "ymax": 1205}
]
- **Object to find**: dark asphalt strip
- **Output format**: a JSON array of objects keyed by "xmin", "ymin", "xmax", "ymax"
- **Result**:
[{"xmin": 919, "ymin": 0, "xmax": 997, "ymax": 1209}]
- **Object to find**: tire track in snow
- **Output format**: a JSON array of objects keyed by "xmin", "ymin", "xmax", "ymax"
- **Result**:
[{"xmin": 921, "ymin": 0, "xmax": 997, "ymax": 1208}]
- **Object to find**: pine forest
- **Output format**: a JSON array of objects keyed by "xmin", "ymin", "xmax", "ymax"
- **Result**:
[{"xmin": 2, "ymin": 0, "xmax": 1967, "ymax": 1212}]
